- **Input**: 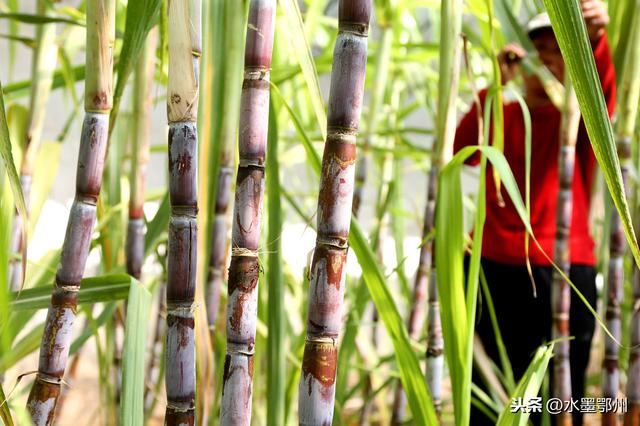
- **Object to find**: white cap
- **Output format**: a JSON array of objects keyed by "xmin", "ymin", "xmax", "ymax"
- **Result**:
[{"xmin": 526, "ymin": 12, "xmax": 552, "ymax": 37}]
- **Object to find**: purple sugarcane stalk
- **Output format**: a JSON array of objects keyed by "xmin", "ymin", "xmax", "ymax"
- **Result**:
[
  {"xmin": 219, "ymin": 1, "xmax": 276, "ymax": 424},
  {"xmin": 551, "ymin": 84, "xmax": 580, "ymax": 426},
  {"xmin": 126, "ymin": 29, "xmax": 157, "ymax": 280},
  {"xmin": 25, "ymin": 1, "xmax": 116, "ymax": 424},
  {"xmin": 164, "ymin": 0, "xmax": 201, "ymax": 424},
  {"xmin": 602, "ymin": 137, "xmax": 630, "ymax": 426},
  {"xmin": 298, "ymin": 2, "xmax": 371, "ymax": 424},
  {"xmin": 625, "ymin": 267, "xmax": 640, "ymax": 426}
]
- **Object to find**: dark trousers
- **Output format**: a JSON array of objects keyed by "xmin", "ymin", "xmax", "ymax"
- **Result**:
[{"xmin": 468, "ymin": 257, "xmax": 597, "ymax": 426}]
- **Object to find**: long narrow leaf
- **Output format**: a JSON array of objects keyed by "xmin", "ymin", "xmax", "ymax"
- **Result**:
[
  {"xmin": 119, "ymin": 280, "xmax": 152, "ymax": 425},
  {"xmin": 10, "ymin": 274, "xmax": 133, "ymax": 311},
  {"xmin": 541, "ymin": 0, "xmax": 640, "ymax": 269},
  {"xmin": 0, "ymin": 83, "xmax": 27, "ymax": 284},
  {"xmin": 350, "ymin": 220, "xmax": 438, "ymax": 426}
]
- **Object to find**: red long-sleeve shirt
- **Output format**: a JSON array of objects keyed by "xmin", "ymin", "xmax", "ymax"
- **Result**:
[{"xmin": 453, "ymin": 34, "xmax": 616, "ymax": 266}]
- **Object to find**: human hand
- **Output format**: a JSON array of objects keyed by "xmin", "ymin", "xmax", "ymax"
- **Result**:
[
  {"xmin": 581, "ymin": 0, "xmax": 609, "ymax": 41},
  {"xmin": 497, "ymin": 43, "xmax": 527, "ymax": 85}
]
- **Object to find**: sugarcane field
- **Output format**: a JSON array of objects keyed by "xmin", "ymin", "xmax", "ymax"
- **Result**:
[{"xmin": 4, "ymin": 0, "xmax": 640, "ymax": 425}]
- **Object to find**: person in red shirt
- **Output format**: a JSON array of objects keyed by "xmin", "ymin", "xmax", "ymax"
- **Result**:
[{"xmin": 453, "ymin": 2, "xmax": 615, "ymax": 425}]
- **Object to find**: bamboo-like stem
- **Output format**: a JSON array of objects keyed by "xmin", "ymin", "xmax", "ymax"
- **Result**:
[
  {"xmin": 551, "ymin": 81, "xmax": 580, "ymax": 426},
  {"xmin": 164, "ymin": 0, "xmax": 201, "ymax": 424},
  {"xmin": 626, "ymin": 269, "xmax": 640, "ymax": 426},
  {"xmin": 425, "ymin": 0, "xmax": 462, "ymax": 417},
  {"xmin": 612, "ymin": 8, "xmax": 640, "ymax": 425},
  {"xmin": 392, "ymin": 0, "xmax": 461, "ymax": 420},
  {"xmin": 9, "ymin": 0, "xmax": 58, "ymax": 290},
  {"xmin": 219, "ymin": 2, "xmax": 275, "ymax": 424},
  {"xmin": 126, "ymin": 29, "xmax": 157, "ymax": 280},
  {"xmin": 298, "ymin": 2, "xmax": 370, "ymax": 424},
  {"xmin": 623, "ymin": 13, "xmax": 640, "ymax": 425},
  {"xmin": 26, "ymin": 1, "xmax": 115, "ymax": 424},
  {"xmin": 205, "ymin": 0, "xmax": 246, "ymax": 336}
]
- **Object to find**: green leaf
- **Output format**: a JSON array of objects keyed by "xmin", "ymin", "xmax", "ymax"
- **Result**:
[
  {"xmin": 10, "ymin": 274, "xmax": 133, "ymax": 311},
  {"xmin": 0, "ymin": 83, "xmax": 27, "ymax": 286},
  {"xmin": 278, "ymin": 0, "xmax": 327, "ymax": 140},
  {"xmin": 144, "ymin": 191, "xmax": 169, "ymax": 256},
  {"xmin": 266, "ymin": 99, "xmax": 285, "ymax": 426},
  {"xmin": 119, "ymin": 280, "xmax": 152, "ymax": 426},
  {"xmin": 496, "ymin": 344, "xmax": 554, "ymax": 426},
  {"xmin": 3, "ymin": 64, "xmax": 85, "ymax": 101},
  {"xmin": 0, "ymin": 12, "xmax": 84, "ymax": 26},
  {"xmin": 350, "ymin": 220, "xmax": 438, "ymax": 426},
  {"xmin": 0, "ymin": 381, "xmax": 13, "ymax": 426},
  {"xmin": 541, "ymin": 0, "xmax": 640, "ymax": 269},
  {"xmin": 109, "ymin": 0, "xmax": 162, "ymax": 137}
]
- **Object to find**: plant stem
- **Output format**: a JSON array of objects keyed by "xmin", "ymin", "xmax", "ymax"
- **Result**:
[
  {"xmin": 164, "ymin": 0, "xmax": 201, "ymax": 424},
  {"xmin": 26, "ymin": 1, "xmax": 116, "ymax": 424},
  {"xmin": 126, "ymin": 28, "xmax": 157, "ymax": 280},
  {"xmin": 298, "ymin": 2, "xmax": 371, "ymax": 424},
  {"xmin": 9, "ymin": 0, "xmax": 58, "ymax": 291},
  {"xmin": 205, "ymin": 0, "xmax": 246, "ymax": 338},
  {"xmin": 219, "ymin": 1, "xmax": 276, "ymax": 424},
  {"xmin": 622, "ymin": 7, "xmax": 640, "ymax": 424},
  {"xmin": 551, "ymin": 80, "xmax": 580, "ymax": 426}
]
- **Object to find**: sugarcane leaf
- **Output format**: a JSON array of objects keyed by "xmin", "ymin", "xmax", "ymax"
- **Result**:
[
  {"xmin": 278, "ymin": 0, "xmax": 327, "ymax": 140},
  {"xmin": 0, "ymin": 382, "xmax": 13, "ymax": 426},
  {"xmin": 0, "ymin": 84, "xmax": 27, "ymax": 287},
  {"xmin": 541, "ymin": 0, "xmax": 640, "ymax": 269},
  {"xmin": 266, "ymin": 99, "xmax": 285, "ymax": 425},
  {"xmin": 57, "ymin": 46, "xmax": 78, "ymax": 104},
  {"xmin": 270, "ymin": 83, "xmax": 321, "ymax": 175},
  {"xmin": 110, "ymin": 0, "xmax": 162, "ymax": 134},
  {"xmin": 496, "ymin": 344, "xmax": 554, "ymax": 426},
  {"xmin": 119, "ymin": 280, "xmax": 152, "ymax": 426},
  {"xmin": 0, "ymin": 33, "xmax": 34, "ymax": 47},
  {"xmin": 144, "ymin": 191, "xmax": 169, "ymax": 256},
  {"xmin": 0, "ymin": 12, "xmax": 84, "ymax": 26},
  {"xmin": 350, "ymin": 220, "xmax": 438, "ymax": 426},
  {"xmin": 2, "ymin": 64, "xmax": 86, "ymax": 101},
  {"xmin": 10, "ymin": 274, "xmax": 133, "ymax": 311}
]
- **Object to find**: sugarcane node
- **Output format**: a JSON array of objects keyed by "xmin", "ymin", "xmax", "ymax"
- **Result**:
[
  {"xmin": 242, "ymin": 74, "xmax": 270, "ymax": 89},
  {"xmin": 165, "ymin": 407, "xmax": 195, "ymax": 426},
  {"xmin": 88, "ymin": 91, "xmax": 111, "ymax": 112},
  {"xmin": 338, "ymin": 21, "xmax": 369, "ymax": 36},
  {"xmin": 427, "ymin": 347, "xmax": 444, "ymax": 357},
  {"xmin": 617, "ymin": 136, "xmax": 632, "ymax": 158},
  {"xmin": 50, "ymin": 287, "xmax": 80, "ymax": 309}
]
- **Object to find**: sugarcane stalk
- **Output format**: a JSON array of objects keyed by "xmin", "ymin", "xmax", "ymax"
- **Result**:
[
  {"xmin": 615, "ymin": 7, "xmax": 640, "ymax": 425},
  {"xmin": 9, "ymin": 0, "xmax": 58, "ymax": 291},
  {"xmin": 205, "ymin": 0, "xmax": 246, "ymax": 336},
  {"xmin": 298, "ymin": 2, "xmax": 370, "ymax": 424},
  {"xmin": 551, "ymin": 79, "xmax": 580, "ymax": 426},
  {"xmin": 126, "ymin": 29, "xmax": 157, "ymax": 280},
  {"xmin": 164, "ymin": 0, "xmax": 201, "ymax": 424},
  {"xmin": 25, "ymin": 1, "xmax": 116, "ymax": 423},
  {"xmin": 219, "ymin": 1, "xmax": 276, "ymax": 424},
  {"xmin": 393, "ymin": 1, "xmax": 462, "ymax": 421},
  {"xmin": 626, "ymin": 268, "xmax": 640, "ymax": 426},
  {"xmin": 392, "ymin": 164, "xmax": 439, "ymax": 424}
]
